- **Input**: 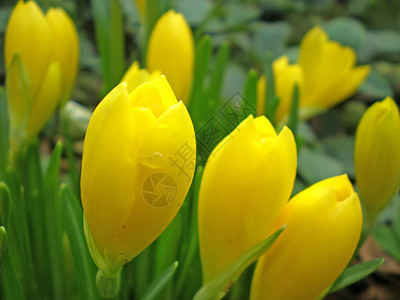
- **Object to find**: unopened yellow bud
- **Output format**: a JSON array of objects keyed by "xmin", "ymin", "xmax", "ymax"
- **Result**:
[
  {"xmin": 355, "ymin": 97, "xmax": 400, "ymax": 224},
  {"xmin": 5, "ymin": 0, "xmax": 79, "ymax": 148},
  {"xmin": 147, "ymin": 10, "xmax": 194, "ymax": 103},
  {"xmin": 81, "ymin": 76, "xmax": 196, "ymax": 275},
  {"xmin": 251, "ymin": 175, "xmax": 362, "ymax": 300},
  {"xmin": 198, "ymin": 115, "xmax": 297, "ymax": 283}
]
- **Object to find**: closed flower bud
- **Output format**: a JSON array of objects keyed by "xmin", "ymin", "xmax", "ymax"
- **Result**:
[
  {"xmin": 121, "ymin": 61, "xmax": 161, "ymax": 94},
  {"xmin": 147, "ymin": 10, "xmax": 194, "ymax": 103},
  {"xmin": 198, "ymin": 115, "xmax": 297, "ymax": 283},
  {"xmin": 299, "ymin": 26, "xmax": 369, "ymax": 114},
  {"xmin": 81, "ymin": 76, "xmax": 196, "ymax": 275},
  {"xmin": 257, "ymin": 56, "xmax": 303, "ymax": 121},
  {"xmin": 5, "ymin": 0, "xmax": 79, "ymax": 148},
  {"xmin": 355, "ymin": 97, "xmax": 400, "ymax": 225},
  {"xmin": 251, "ymin": 174, "xmax": 362, "ymax": 300}
]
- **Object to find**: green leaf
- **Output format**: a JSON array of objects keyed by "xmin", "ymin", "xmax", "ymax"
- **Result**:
[
  {"xmin": 0, "ymin": 182, "xmax": 10, "ymax": 226},
  {"xmin": 287, "ymin": 83, "xmax": 300, "ymax": 136},
  {"xmin": 263, "ymin": 52, "xmax": 280, "ymax": 124},
  {"xmin": 188, "ymin": 35, "xmax": 212, "ymax": 128},
  {"xmin": 208, "ymin": 42, "xmax": 230, "ymax": 104},
  {"xmin": 328, "ymin": 258, "xmax": 384, "ymax": 294},
  {"xmin": 193, "ymin": 226, "xmax": 286, "ymax": 300},
  {"xmin": 60, "ymin": 184, "xmax": 98, "ymax": 300},
  {"xmin": 298, "ymin": 146, "xmax": 345, "ymax": 185},
  {"xmin": 0, "ymin": 87, "xmax": 9, "ymax": 175},
  {"xmin": 373, "ymin": 224, "xmax": 400, "ymax": 261},
  {"xmin": 0, "ymin": 224, "xmax": 24, "ymax": 300},
  {"xmin": 175, "ymin": 167, "xmax": 204, "ymax": 297},
  {"xmin": 142, "ymin": 261, "xmax": 179, "ymax": 300},
  {"xmin": 242, "ymin": 69, "xmax": 258, "ymax": 116},
  {"xmin": 91, "ymin": 0, "xmax": 125, "ymax": 94},
  {"xmin": 43, "ymin": 141, "xmax": 66, "ymax": 298},
  {"xmin": 0, "ymin": 226, "xmax": 6, "ymax": 267}
]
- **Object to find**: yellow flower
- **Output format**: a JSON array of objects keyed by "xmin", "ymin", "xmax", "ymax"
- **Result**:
[
  {"xmin": 121, "ymin": 61, "xmax": 161, "ymax": 94},
  {"xmin": 198, "ymin": 115, "xmax": 297, "ymax": 283},
  {"xmin": 258, "ymin": 27, "xmax": 370, "ymax": 123},
  {"xmin": 5, "ymin": 0, "xmax": 79, "ymax": 148},
  {"xmin": 257, "ymin": 56, "xmax": 303, "ymax": 121},
  {"xmin": 147, "ymin": 10, "xmax": 194, "ymax": 103},
  {"xmin": 81, "ymin": 76, "xmax": 196, "ymax": 275},
  {"xmin": 355, "ymin": 97, "xmax": 400, "ymax": 225},
  {"xmin": 299, "ymin": 26, "xmax": 370, "ymax": 114},
  {"xmin": 250, "ymin": 175, "xmax": 362, "ymax": 300}
]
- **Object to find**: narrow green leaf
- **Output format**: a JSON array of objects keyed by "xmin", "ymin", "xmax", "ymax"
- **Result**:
[
  {"xmin": 242, "ymin": 69, "xmax": 258, "ymax": 116},
  {"xmin": 0, "ymin": 225, "xmax": 24, "ymax": 300},
  {"xmin": 328, "ymin": 258, "xmax": 384, "ymax": 294},
  {"xmin": 208, "ymin": 42, "xmax": 230, "ymax": 102},
  {"xmin": 188, "ymin": 35, "xmax": 212, "ymax": 127},
  {"xmin": 373, "ymin": 225, "xmax": 400, "ymax": 261},
  {"xmin": 287, "ymin": 83, "xmax": 299, "ymax": 136},
  {"xmin": 0, "ymin": 87, "xmax": 9, "ymax": 176},
  {"xmin": 43, "ymin": 141, "xmax": 66, "ymax": 298},
  {"xmin": 60, "ymin": 184, "xmax": 98, "ymax": 300},
  {"xmin": 0, "ymin": 226, "xmax": 6, "ymax": 267},
  {"xmin": 91, "ymin": 0, "xmax": 125, "ymax": 94},
  {"xmin": 142, "ymin": 261, "xmax": 179, "ymax": 300},
  {"xmin": 263, "ymin": 52, "xmax": 280, "ymax": 124},
  {"xmin": 193, "ymin": 226, "xmax": 286, "ymax": 300},
  {"xmin": 0, "ymin": 182, "xmax": 10, "ymax": 226},
  {"xmin": 175, "ymin": 167, "xmax": 204, "ymax": 297}
]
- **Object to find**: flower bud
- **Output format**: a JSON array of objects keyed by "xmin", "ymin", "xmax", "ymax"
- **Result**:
[
  {"xmin": 355, "ymin": 97, "xmax": 400, "ymax": 224},
  {"xmin": 147, "ymin": 10, "xmax": 194, "ymax": 103},
  {"xmin": 198, "ymin": 115, "xmax": 297, "ymax": 283},
  {"xmin": 299, "ymin": 26, "xmax": 369, "ymax": 113},
  {"xmin": 81, "ymin": 76, "xmax": 196, "ymax": 275},
  {"xmin": 250, "ymin": 175, "xmax": 362, "ymax": 300},
  {"xmin": 5, "ymin": 0, "xmax": 79, "ymax": 147}
]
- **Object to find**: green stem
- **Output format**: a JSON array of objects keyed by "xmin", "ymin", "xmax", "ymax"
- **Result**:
[{"xmin": 96, "ymin": 269, "xmax": 121, "ymax": 299}]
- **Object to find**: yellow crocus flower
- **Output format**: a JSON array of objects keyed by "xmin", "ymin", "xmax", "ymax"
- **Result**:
[
  {"xmin": 5, "ymin": 0, "xmax": 79, "ymax": 148},
  {"xmin": 81, "ymin": 76, "xmax": 196, "ymax": 275},
  {"xmin": 250, "ymin": 175, "xmax": 362, "ymax": 300},
  {"xmin": 299, "ymin": 26, "xmax": 370, "ymax": 113},
  {"xmin": 198, "ymin": 115, "xmax": 297, "ymax": 283},
  {"xmin": 355, "ymin": 97, "xmax": 400, "ymax": 225},
  {"xmin": 147, "ymin": 10, "xmax": 194, "ymax": 103}
]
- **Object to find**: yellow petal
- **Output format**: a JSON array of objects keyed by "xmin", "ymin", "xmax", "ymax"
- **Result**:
[
  {"xmin": 46, "ymin": 7, "xmax": 79, "ymax": 105},
  {"xmin": 251, "ymin": 174, "xmax": 362, "ymax": 300},
  {"xmin": 147, "ymin": 10, "xmax": 194, "ymax": 103},
  {"xmin": 81, "ymin": 83, "xmax": 138, "ymax": 254},
  {"xmin": 198, "ymin": 115, "xmax": 297, "ymax": 283},
  {"xmin": 122, "ymin": 61, "xmax": 161, "ymax": 94},
  {"xmin": 26, "ymin": 61, "xmax": 61, "ymax": 141}
]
